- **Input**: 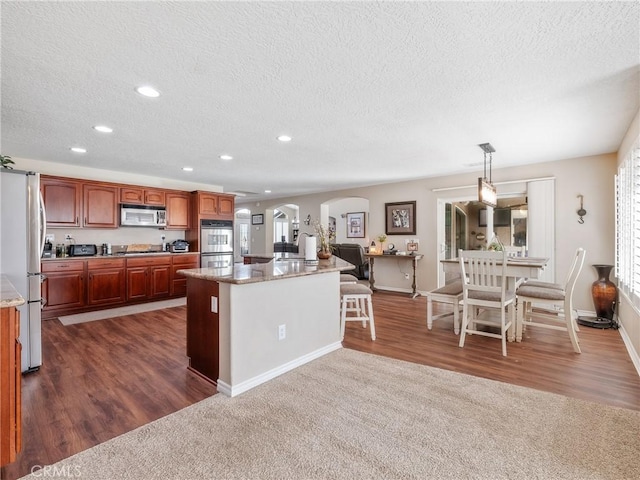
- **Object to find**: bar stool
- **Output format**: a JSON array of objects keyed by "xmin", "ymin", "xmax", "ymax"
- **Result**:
[
  {"xmin": 425, "ymin": 279, "xmax": 464, "ymax": 334},
  {"xmin": 340, "ymin": 273, "xmax": 359, "ymax": 284},
  {"xmin": 340, "ymin": 283, "xmax": 375, "ymax": 340}
]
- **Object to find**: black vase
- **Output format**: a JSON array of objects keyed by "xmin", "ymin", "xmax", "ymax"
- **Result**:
[{"xmin": 591, "ymin": 265, "xmax": 617, "ymax": 321}]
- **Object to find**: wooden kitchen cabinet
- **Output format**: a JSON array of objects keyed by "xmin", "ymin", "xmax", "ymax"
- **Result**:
[
  {"xmin": 171, "ymin": 253, "xmax": 199, "ymax": 296},
  {"xmin": 83, "ymin": 184, "xmax": 118, "ymax": 228},
  {"xmin": 41, "ymin": 177, "xmax": 82, "ymax": 227},
  {"xmin": 126, "ymin": 256, "xmax": 171, "ymax": 301},
  {"xmin": 0, "ymin": 305, "xmax": 21, "ymax": 466},
  {"xmin": 86, "ymin": 258, "xmax": 126, "ymax": 307},
  {"xmin": 120, "ymin": 187, "xmax": 165, "ymax": 206},
  {"xmin": 193, "ymin": 192, "xmax": 235, "ymax": 219},
  {"xmin": 42, "ymin": 260, "xmax": 86, "ymax": 313},
  {"xmin": 166, "ymin": 192, "xmax": 190, "ymax": 230}
]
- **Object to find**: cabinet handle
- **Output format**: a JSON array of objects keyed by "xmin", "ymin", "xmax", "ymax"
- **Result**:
[
  {"xmin": 58, "ymin": 265, "xmax": 69, "ymax": 268},
  {"xmin": 84, "ymin": 217, "xmax": 87, "ymax": 224},
  {"xmin": 76, "ymin": 216, "xmax": 79, "ymax": 225}
]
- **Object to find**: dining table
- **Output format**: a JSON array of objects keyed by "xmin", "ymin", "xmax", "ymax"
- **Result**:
[{"xmin": 440, "ymin": 255, "xmax": 549, "ymax": 341}]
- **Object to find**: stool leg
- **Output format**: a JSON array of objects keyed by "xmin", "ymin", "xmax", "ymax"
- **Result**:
[
  {"xmin": 367, "ymin": 295, "xmax": 376, "ymax": 340},
  {"xmin": 453, "ymin": 299, "xmax": 460, "ymax": 335},
  {"xmin": 340, "ymin": 296, "xmax": 347, "ymax": 340},
  {"xmin": 427, "ymin": 296, "xmax": 433, "ymax": 330},
  {"xmin": 360, "ymin": 297, "xmax": 367, "ymax": 327}
]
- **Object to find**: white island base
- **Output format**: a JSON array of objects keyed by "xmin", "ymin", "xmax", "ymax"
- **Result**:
[{"xmin": 217, "ymin": 271, "xmax": 342, "ymax": 397}]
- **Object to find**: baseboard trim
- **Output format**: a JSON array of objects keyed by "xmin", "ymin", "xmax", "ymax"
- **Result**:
[
  {"xmin": 618, "ymin": 323, "xmax": 640, "ymax": 377},
  {"xmin": 217, "ymin": 342, "xmax": 343, "ymax": 397}
]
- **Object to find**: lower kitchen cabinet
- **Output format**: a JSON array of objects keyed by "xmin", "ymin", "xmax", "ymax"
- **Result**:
[
  {"xmin": 41, "ymin": 253, "xmax": 194, "ymax": 318},
  {"xmin": 171, "ymin": 253, "xmax": 200, "ymax": 296},
  {"xmin": 0, "ymin": 305, "xmax": 21, "ymax": 466},
  {"xmin": 126, "ymin": 256, "xmax": 172, "ymax": 301},
  {"xmin": 87, "ymin": 258, "xmax": 126, "ymax": 307},
  {"xmin": 42, "ymin": 260, "xmax": 86, "ymax": 313}
]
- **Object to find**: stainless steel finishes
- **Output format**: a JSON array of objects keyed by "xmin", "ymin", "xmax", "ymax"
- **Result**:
[
  {"xmin": 68, "ymin": 244, "xmax": 98, "ymax": 257},
  {"xmin": 170, "ymin": 239, "xmax": 189, "ymax": 253},
  {"xmin": 201, "ymin": 219, "xmax": 233, "ymax": 267},
  {"xmin": 120, "ymin": 204, "xmax": 167, "ymax": 227},
  {"xmin": 1, "ymin": 169, "xmax": 45, "ymax": 372}
]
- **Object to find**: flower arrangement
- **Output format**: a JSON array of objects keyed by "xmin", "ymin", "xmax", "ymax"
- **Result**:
[
  {"xmin": 376, "ymin": 234, "xmax": 387, "ymax": 243},
  {"xmin": 313, "ymin": 220, "xmax": 335, "ymax": 254}
]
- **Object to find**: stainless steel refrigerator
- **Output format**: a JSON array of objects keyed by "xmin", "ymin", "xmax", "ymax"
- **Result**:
[{"xmin": 0, "ymin": 169, "xmax": 45, "ymax": 372}]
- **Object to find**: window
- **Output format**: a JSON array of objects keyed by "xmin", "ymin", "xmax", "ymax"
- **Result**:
[{"xmin": 615, "ymin": 140, "xmax": 640, "ymax": 310}]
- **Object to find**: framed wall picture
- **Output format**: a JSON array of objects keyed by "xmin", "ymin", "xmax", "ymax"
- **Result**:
[
  {"xmin": 385, "ymin": 201, "xmax": 416, "ymax": 235},
  {"xmin": 407, "ymin": 242, "xmax": 419, "ymax": 252},
  {"xmin": 346, "ymin": 212, "xmax": 365, "ymax": 238},
  {"xmin": 251, "ymin": 214, "xmax": 264, "ymax": 225}
]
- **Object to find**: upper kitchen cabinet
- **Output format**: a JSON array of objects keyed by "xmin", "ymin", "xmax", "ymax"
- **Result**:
[
  {"xmin": 83, "ymin": 184, "xmax": 118, "ymax": 228},
  {"xmin": 193, "ymin": 192, "xmax": 235, "ymax": 220},
  {"xmin": 166, "ymin": 192, "xmax": 190, "ymax": 230},
  {"xmin": 41, "ymin": 177, "xmax": 82, "ymax": 227},
  {"xmin": 120, "ymin": 187, "xmax": 165, "ymax": 206}
]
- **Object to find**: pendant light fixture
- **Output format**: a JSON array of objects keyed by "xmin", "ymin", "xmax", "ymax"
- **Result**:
[{"xmin": 478, "ymin": 142, "xmax": 497, "ymax": 207}]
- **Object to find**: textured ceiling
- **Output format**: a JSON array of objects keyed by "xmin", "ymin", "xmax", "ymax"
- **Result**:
[{"xmin": 1, "ymin": 1, "xmax": 639, "ymax": 201}]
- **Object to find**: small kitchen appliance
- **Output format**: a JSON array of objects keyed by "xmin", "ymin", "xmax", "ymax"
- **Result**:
[{"xmin": 170, "ymin": 239, "xmax": 189, "ymax": 253}]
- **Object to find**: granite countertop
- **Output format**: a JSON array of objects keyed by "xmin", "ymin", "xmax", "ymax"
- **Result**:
[
  {"xmin": 178, "ymin": 256, "xmax": 354, "ymax": 285},
  {"xmin": 1, "ymin": 275, "xmax": 26, "ymax": 308}
]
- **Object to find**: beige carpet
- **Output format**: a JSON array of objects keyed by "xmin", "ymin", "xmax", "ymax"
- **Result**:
[
  {"xmin": 57, "ymin": 298, "xmax": 186, "ymax": 325},
  {"xmin": 21, "ymin": 349, "xmax": 639, "ymax": 479}
]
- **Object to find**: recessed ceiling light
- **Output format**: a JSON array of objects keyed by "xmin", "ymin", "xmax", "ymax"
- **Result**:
[
  {"xmin": 219, "ymin": 154, "xmax": 233, "ymax": 161},
  {"xmin": 70, "ymin": 147, "xmax": 87, "ymax": 153},
  {"xmin": 277, "ymin": 135, "xmax": 292, "ymax": 142},
  {"xmin": 93, "ymin": 125, "xmax": 113, "ymax": 133},
  {"xmin": 182, "ymin": 167, "xmax": 194, "ymax": 172},
  {"xmin": 264, "ymin": 190, "xmax": 271, "ymax": 194},
  {"xmin": 135, "ymin": 85, "xmax": 160, "ymax": 98}
]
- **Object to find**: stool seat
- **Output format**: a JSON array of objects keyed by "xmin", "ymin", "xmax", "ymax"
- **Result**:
[
  {"xmin": 340, "ymin": 273, "xmax": 359, "ymax": 284},
  {"xmin": 340, "ymin": 283, "xmax": 375, "ymax": 341}
]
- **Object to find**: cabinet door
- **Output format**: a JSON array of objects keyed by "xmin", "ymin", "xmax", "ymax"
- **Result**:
[
  {"xmin": 144, "ymin": 189, "xmax": 165, "ymax": 206},
  {"xmin": 42, "ymin": 271, "xmax": 85, "ymax": 310},
  {"xmin": 218, "ymin": 195, "xmax": 234, "ymax": 217},
  {"xmin": 166, "ymin": 192, "xmax": 190, "ymax": 230},
  {"xmin": 87, "ymin": 269, "xmax": 126, "ymax": 306},
  {"xmin": 198, "ymin": 193, "xmax": 218, "ymax": 216},
  {"xmin": 41, "ymin": 177, "xmax": 82, "ymax": 227},
  {"xmin": 171, "ymin": 254, "xmax": 199, "ymax": 296},
  {"xmin": 149, "ymin": 265, "xmax": 171, "ymax": 298},
  {"xmin": 83, "ymin": 184, "xmax": 118, "ymax": 228},
  {"xmin": 120, "ymin": 187, "xmax": 144, "ymax": 204},
  {"xmin": 126, "ymin": 268, "xmax": 148, "ymax": 301}
]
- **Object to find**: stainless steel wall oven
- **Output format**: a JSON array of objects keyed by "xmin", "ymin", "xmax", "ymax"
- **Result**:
[{"xmin": 200, "ymin": 219, "xmax": 233, "ymax": 268}]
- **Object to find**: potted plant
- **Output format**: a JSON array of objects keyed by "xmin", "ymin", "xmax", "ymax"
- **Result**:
[
  {"xmin": 0, "ymin": 155, "xmax": 15, "ymax": 169},
  {"xmin": 313, "ymin": 220, "xmax": 335, "ymax": 259}
]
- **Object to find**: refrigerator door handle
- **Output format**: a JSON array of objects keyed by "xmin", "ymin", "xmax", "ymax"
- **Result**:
[{"xmin": 39, "ymin": 190, "xmax": 47, "ymax": 257}]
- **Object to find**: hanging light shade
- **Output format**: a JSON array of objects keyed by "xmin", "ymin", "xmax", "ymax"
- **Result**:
[{"xmin": 478, "ymin": 143, "xmax": 497, "ymax": 207}]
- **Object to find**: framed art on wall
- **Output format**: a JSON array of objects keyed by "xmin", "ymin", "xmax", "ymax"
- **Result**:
[
  {"xmin": 251, "ymin": 214, "xmax": 264, "ymax": 225},
  {"xmin": 385, "ymin": 201, "xmax": 416, "ymax": 235},
  {"xmin": 346, "ymin": 212, "xmax": 365, "ymax": 238}
]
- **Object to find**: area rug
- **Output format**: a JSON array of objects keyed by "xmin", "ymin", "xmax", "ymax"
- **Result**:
[
  {"xmin": 21, "ymin": 349, "xmax": 640, "ymax": 479},
  {"xmin": 57, "ymin": 298, "xmax": 186, "ymax": 325}
]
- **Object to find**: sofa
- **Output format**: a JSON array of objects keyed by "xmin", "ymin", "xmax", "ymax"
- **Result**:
[{"xmin": 331, "ymin": 243, "xmax": 369, "ymax": 280}]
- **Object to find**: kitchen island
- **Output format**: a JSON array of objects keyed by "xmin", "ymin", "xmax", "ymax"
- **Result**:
[{"xmin": 178, "ymin": 256, "xmax": 354, "ymax": 397}]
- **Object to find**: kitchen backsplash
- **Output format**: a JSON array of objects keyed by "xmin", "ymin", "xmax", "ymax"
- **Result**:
[{"xmin": 45, "ymin": 227, "xmax": 187, "ymax": 249}]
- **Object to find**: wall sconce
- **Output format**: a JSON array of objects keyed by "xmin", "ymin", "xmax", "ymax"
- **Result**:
[
  {"xmin": 303, "ymin": 214, "xmax": 311, "ymax": 226},
  {"xmin": 478, "ymin": 143, "xmax": 497, "ymax": 207},
  {"xmin": 577, "ymin": 194, "xmax": 587, "ymax": 224}
]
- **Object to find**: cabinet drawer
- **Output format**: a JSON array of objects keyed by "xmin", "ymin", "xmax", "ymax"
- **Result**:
[
  {"xmin": 172, "ymin": 254, "xmax": 199, "ymax": 266},
  {"xmin": 87, "ymin": 258, "xmax": 125, "ymax": 269},
  {"xmin": 126, "ymin": 256, "xmax": 171, "ymax": 267},
  {"xmin": 42, "ymin": 260, "xmax": 85, "ymax": 273}
]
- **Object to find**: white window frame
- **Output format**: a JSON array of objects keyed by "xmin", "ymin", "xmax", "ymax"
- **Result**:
[{"xmin": 615, "ymin": 139, "xmax": 640, "ymax": 311}]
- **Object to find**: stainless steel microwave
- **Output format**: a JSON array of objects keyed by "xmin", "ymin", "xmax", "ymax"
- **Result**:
[{"xmin": 120, "ymin": 204, "xmax": 167, "ymax": 227}]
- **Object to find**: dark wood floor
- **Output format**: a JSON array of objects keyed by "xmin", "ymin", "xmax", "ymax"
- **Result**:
[{"xmin": 2, "ymin": 291, "xmax": 639, "ymax": 479}]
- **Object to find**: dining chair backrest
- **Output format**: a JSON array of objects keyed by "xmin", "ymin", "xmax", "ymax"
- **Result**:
[
  {"xmin": 503, "ymin": 245, "xmax": 525, "ymax": 257},
  {"xmin": 564, "ymin": 247, "xmax": 586, "ymax": 310},
  {"xmin": 458, "ymin": 249, "xmax": 508, "ymax": 296}
]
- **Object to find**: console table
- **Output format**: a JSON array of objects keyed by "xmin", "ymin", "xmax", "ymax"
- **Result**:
[{"xmin": 365, "ymin": 253, "xmax": 424, "ymax": 299}]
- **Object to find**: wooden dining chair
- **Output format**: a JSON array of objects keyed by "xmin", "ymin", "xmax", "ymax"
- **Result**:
[
  {"xmin": 515, "ymin": 248, "xmax": 586, "ymax": 352},
  {"xmin": 458, "ymin": 249, "xmax": 515, "ymax": 356}
]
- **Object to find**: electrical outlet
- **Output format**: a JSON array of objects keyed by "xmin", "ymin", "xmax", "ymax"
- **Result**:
[
  {"xmin": 278, "ymin": 324, "xmax": 286, "ymax": 340},
  {"xmin": 45, "ymin": 234, "xmax": 55, "ymax": 243},
  {"xmin": 65, "ymin": 234, "xmax": 73, "ymax": 241},
  {"xmin": 404, "ymin": 273, "xmax": 410, "ymax": 280}
]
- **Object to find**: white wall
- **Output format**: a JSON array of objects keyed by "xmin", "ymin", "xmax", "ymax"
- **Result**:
[
  {"xmin": 239, "ymin": 153, "xmax": 617, "ymax": 313},
  {"xmin": 325, "ymin": 197, "xmax": 369, "ymax": 245}
]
